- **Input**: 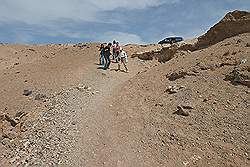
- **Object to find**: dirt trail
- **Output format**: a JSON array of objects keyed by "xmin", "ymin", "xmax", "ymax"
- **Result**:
[
  {"xmin": 66, "ymin": 51, "xmax": 158, "ymax": 166},
  {"xmin": 1, "ymin": 10, "xmax": 249, "ymax": 167},
  {"xmin": 67, "ymin": 65, "xmax": 132, "ymax": 166},
  {"xmin": 0, "ymin": 43, "xmax": 161, "ymax": 166}
]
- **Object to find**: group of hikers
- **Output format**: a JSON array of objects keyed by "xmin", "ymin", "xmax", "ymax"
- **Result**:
[{"xmin": 98, "ymin": 40, "xmax": 128, "ymax": 73}]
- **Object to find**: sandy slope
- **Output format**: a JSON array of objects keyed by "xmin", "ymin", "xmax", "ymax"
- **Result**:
[
  {"xmin": 0, "ymin": 37, "xmax": 249, "ymax": 167},
  {"xmin": 0, "ymin": 10, "xmax": 249, "ymax": 167},
  {"xmin": 0, "ymin": 43, "xmax": 160, "ymax": 166},
  {"xmin": 110, "ymin": 33, "xmax": 250, "ymax": 167}
]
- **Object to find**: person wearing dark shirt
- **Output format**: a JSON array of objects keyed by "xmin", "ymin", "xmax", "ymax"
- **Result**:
[
  {"xmin": 112, "ymin": 40, "xmax": 116, "ymax": 60},
  {"xmin": 103, "ymin": 43, "xmax": 112, "ymax": 70},
  {"xmin": 99, "ymin": 44, "xmax": 105, "ymax": 65}
]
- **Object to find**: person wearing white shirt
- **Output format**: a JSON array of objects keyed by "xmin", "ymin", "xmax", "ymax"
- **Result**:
[{"xmin": 118, "ymin": 48, "xmax": 128, "ymax": 73}]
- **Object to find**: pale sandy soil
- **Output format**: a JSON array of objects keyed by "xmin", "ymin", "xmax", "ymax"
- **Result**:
[{"xmin": 0, "ymin": 10, "xmax": 249, "ymax": 167}]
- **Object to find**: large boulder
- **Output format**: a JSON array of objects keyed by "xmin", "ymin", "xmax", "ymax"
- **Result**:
[
  {"xmin": 196, "ymin": 10, "xmax": 250, "ymax": 49},
  {"xmin": 132, "ymin": 11, "xmax": 250, "ymax": 63}
]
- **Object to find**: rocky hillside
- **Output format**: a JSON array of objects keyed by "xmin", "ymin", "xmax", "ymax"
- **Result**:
[
  {"xmin": 111, "ymin": 32, "xmax": 250, "ymax": 167},
  {"xmin": 109, "ymin": 10, "xmax": 250, "ymax": 167},
  {"xmin": 0, "ymin": 10, "xmax": 249, "ymax": 167},
  {"xmin": 196, "ymin": 10, "xmax": 250, "ymax": 49},
  {"xmin": 132, "ymin": 10, "xmax": 250, "ymax": 62},
  {"xmin": 0, "ymin": 42, "xmax": 160, "ymax": 166}
]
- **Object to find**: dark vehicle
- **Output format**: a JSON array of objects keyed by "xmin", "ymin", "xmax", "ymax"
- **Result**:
[{"xmin": 158, "ymin": 37, "xmax": 183, "ymax": 44}]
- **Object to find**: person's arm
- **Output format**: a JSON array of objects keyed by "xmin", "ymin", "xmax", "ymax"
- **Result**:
[{"xmin": 109, "ymin": 48, "xmax": 112, "ymax": 55}]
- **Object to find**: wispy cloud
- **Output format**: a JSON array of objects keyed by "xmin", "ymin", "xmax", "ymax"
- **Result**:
[
  {"xmin": 47, "ymin": 30, "xmax": 83, "ymax": 39},
  {"xmin": 16, "ymin": 34, "xmax": 34, "ymax": 43},
  {"xmin": 0, "ymin": 0, "xmax": 249, "ymax": 44},
  {"xmin": 98, "ymin": 32, "xmax": 144, "ymax": 45},
  {"xmin": 0, "ymin": 0, "xmax": 178, "ymax": 25}
]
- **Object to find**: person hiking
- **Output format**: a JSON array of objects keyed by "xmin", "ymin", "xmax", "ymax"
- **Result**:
[
  {"xmin": 117, "ymin": 48, "xmax": 128, "ymax": 72},
  {"xmin": 103, "ymin": 43, "xmax": 112, "ymax": 70},
  {"xmin": 114, "ymin": 42, "xmax": 121, "ymax": 63},
  {"xmin": 112, "ymin": 40, "xmax": 116, "ymax": 60},
  {"xmin": 99, "ymin": 44, "xmax": 105, "ymax": 65}
]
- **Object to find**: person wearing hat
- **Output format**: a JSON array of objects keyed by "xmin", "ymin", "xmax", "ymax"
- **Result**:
[{"xmin": 117, "ymin": 47, "xmax": 128, "ymax": 73}]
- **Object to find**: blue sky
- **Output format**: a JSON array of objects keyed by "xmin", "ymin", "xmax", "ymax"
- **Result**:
[{"xmin": 0, "ymin": 0, "xmax": 249, "ymax": 44}]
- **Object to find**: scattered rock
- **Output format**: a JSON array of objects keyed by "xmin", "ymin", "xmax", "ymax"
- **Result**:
[
  {"xmin": 35, "ymin": 93, "xmax": 47, "ymax": 101},
  {"xmin": 5, "ymin": 115, "xmax": 19, "ymax": 126},
  {"xmin": 9, "ymin": 156, "xmax": 20, "ymax": 164},
  {"xmin": 179, "ymin": 85, "xmax": 186, "ymax": 89},
  {"xmin": 23, "ymin": 89, "xmax": 32, "ymax": 96},
  {"xmin": 174, "ymin": 106, "xmax": 190, "ymax": 116},
  {"xmin": 28, "ymin": 48, "xmax": 36, "ymax": 52},
  {"xmin": 166, "ymin": 86, "xmax": 178, "ymax": 94},
  {"xmin": 3, "ymin": 131, "xmax": 17, "ymax": 140},
  {"xmin": 76, "ymin": 86, "xmax": 85, "ymax": 91},
  {"xmin": 236, "ymin": 39, "xmax": 242, "ymax": 44},
  {"xmin": 23, "ymin": 141, "xmax": 30, "ymax": 148},
  {"xmin": 166, "ymin": 85, "xmax": 185, "ymax": 94},
  {"xmin": 224, "ymin": 68, "xmax": 250, "ymax": 87},
  {"xmin": 199, "ymin": 64, "xmax": 209, "ymax": 70},
  {"xmin": 240, "ymin": 59, "xmax": 247, "ymax": 64},
  {"xmin": 15, "ymin": 111, "xmax": 26, "ymax": 119},
  {"xmin": 203, "ymin": 98, "xmax": 209, "ymax": 102},
  {"xmin": 232, "ymin": 50, "xmax": 238, "ymax": 55},
  {"xmin": 0, "ymin": 114, "xmax": 6, "ymax": 121},
  {"xmin": 220, "ymin": 61, "xmax": 237, "ymax": 67},
  {"xmin": 167, "ymin": 71, "xmax": 187, "ymax": 81},
  {"xmin": 182, "ymin": 104, "xmax": 194, "ymax": 109},
  {"xmin": 223, "ymin": 51, "xmax": 230, "ymax": 56},
  {"xmin": 76, "ymin": 85, "xmax": 92, "ymax": 92},
  {"xmin": 73, "ymin": 43, "xmax": 87, "ymax": 49},
  {"xmin": 1, "ymin": 138, "xmax": 10, "ymax": 145},
  {"xmin": 155, "ymin": 103, "xmax": 164, "ymax": 107}
]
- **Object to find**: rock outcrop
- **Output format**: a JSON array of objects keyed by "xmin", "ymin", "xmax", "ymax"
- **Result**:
[
  {"xmin": 132, "ymin": 10, "xmax": 250, "ymax": 63},
  {"xmin": 196, "ymin": 10, "xmax": 250, "ymax": 49}
]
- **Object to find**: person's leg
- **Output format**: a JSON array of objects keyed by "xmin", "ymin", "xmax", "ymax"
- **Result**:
[
  {"xmin": 122, "ymin": 58, "xmax": 128, "ymax": 72},
  {"xmin": 99, "ymin": 54, "xmax": 102, "ymax": 65},
  {"xmin": 106, "ymin": 55, "xmax": 111, "ymax": 69},
  {"xmin": 101, "ymin": 54, "xmax": 105, "ymax": 65},
  {"xmin": 112, "ymin": 49, "xmax": 115, "ymax": 60},
  {"xmin": 118, "ymin": 62, "xmax": 120, "ymax": 71},
  {"xmin": 115, "ymin": 52, "xmax": 119, "ymax": 63},
  {"xmin": 104, "ymin": 56, "xmax": 107, "ymax": 69},
  {"xmin": 124, "ymin": 63, "xmax": 128, "ymax": 72}
]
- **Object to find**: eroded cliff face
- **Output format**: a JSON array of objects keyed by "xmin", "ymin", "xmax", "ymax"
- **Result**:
[
  {"xmin": 196, "ymin": 10, "xmax": 250, "ymax": 49},
  {"xmin": 132, "ymin": 10, "xmax": 250, "ymax": 63}
]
